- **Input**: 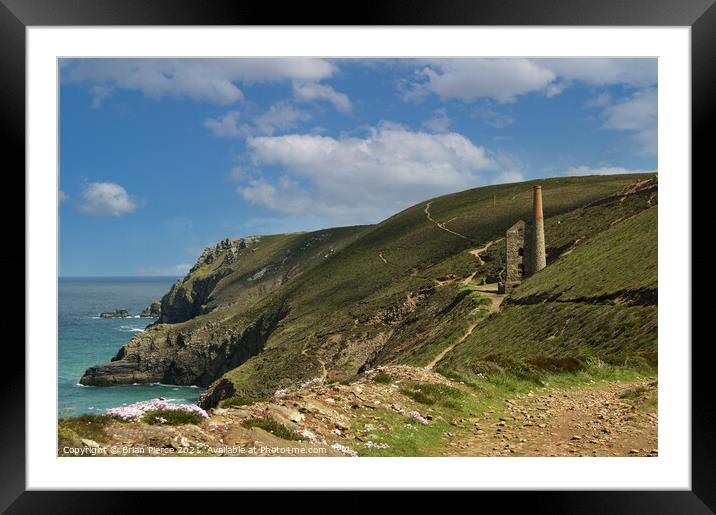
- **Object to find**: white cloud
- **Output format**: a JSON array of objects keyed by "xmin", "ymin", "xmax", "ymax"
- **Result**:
[
  {"xmin": 539, "ymin": 58, "xmax": 657, "ymax": 88},
  {"xmin": 239, "ymin": 124, "xmax": 506, "ymax": 223},
  {"xmin": 602, "ymin": 88, "xmax": 657, "ymax": 131},
  {"xmin": 545, "ymin": 81, "xmax": 569, "ymax": 98},
  {"xmin": 565, "ymin": 165, "xmax": 656, "ymax": 177},
  {"xmin": 400, "ymin": 58, "xmax": 657, "ymax": 104},
  {"xmin": 59, "ymin": 191, "xmax": 69, "ymax": 202},
  {"xmin": 472, "ymin": 103, "xmax": 514, "ymax": 128},
  {"xmin": 422, "ymin": 109, "xmax": 452, "ymax": 133},
  {"xmin": 599, "ymin": 88, "xmax": 657, "ymax": 155},
  {"xmin": 490, "ymin": 170, "xmax": 525, "ymax": 185},
  {"xmin": 205, "ymin": 102, "xmax": 311, "ymax": 138},
  {"xmin": 585, "ymin": 92, "xmax": 612, "ymax": 108},
  {"xmin": 90, "ymin": 84, "xmax": 113, "ymax": 108},
  {"xmin": 204, "ymin": 111, "xmax": 242, "ymax": 137},
  {"xmin": 293, "ymin": 81, "xmax": 352, "ymax": 114},
  {"xmin": 253, "ymin": 102, "xmax": 312, "ymax": 135},
  {"xmin": 403, "ymin": 59, "xmax": 556, "ymax": 103},
  {"xmin": 78, "ymin": 182, "xmax": 138, "ymax": 217},
  {"xmin": 63, "ymin": 58, "xmax": 336, "ymax": 105},
  {"xmin": 228, "ymin": 166, "xmax": 247, "ymax": 182}
]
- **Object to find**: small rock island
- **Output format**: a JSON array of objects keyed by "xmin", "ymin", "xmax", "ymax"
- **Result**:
[
  {"xmin": 99, "ymin": 309, "xmax": 130, "ymax": 319},
  {"xmin": 99, "ymin": 301, "xmax": 161, "ymax": 319}
]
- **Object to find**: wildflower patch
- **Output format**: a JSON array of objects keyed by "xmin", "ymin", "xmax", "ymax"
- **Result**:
[{"xmin": 106, "ymin": 400, "xmax": 208, "ymax": 423}]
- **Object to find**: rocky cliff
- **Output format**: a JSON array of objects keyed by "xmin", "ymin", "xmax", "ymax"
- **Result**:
[
  {"xmin": 80, "ymin": 227, "xmax": 366, "ymax": 387},
  {"xmin": 80, "ymin": 299, "xmax": 290, "ymax": 386}
]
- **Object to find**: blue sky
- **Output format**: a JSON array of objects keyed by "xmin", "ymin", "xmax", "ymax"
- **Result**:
[{"xmin": 59, "ymin": 58, "xmax": 657, "ymax": 277}]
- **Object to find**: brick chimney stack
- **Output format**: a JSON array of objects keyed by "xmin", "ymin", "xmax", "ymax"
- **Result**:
[{"xmin": 531, "ymin": 185, "xmax": 546, "ymax": 273}]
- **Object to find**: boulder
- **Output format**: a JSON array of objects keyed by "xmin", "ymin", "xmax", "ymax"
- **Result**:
[{"xmin": 140, "ymin": 300, "xmax": 162, "ymax": 318}]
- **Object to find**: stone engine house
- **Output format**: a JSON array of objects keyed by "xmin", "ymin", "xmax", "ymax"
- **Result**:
[
  {"xmin": 503, "ymin": 220, "xmax": 527, "ymax": 289},
  {"xmin": 499, "ymin": 185, "xmax": 546, "ymax": 293}
]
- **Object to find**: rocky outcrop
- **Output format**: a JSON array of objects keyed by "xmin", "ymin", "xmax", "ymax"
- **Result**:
[
  {"xmin": 100, "ymin": 309, "xmax": 130, "ymax": 318},
  {"xmin": 159, "ymin": 267, "xmax": 233, "ymax": 323},
  {"xmin": 158, "ymin": 237, "xmax": 260, "ymax": 324},
  {"xmin": 140, "ymin": 300, "xmax": 161, "ymax": 318}
]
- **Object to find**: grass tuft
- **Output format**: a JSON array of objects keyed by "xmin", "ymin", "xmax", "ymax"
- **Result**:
[
  {"xmin": 220, "ymin": 396, "xmax": 257, "ymax": 408},
  {"xmin": 58, "ymin": 414, "xmax": 112, "ymax": 443},
  {"xmin": 142, "ymin": 409, "xmax": 204, "ymax": 426},
  {"xmin": 399, "ymin": 382, "xmax": 465, "ymax": 409},
  {"xmin": 373, "ymin": 371, "xmax": 392, "ymax": 384},
  {"xmin": 241, "ymin": 416, "xmax": 303, "ymax": 441}
]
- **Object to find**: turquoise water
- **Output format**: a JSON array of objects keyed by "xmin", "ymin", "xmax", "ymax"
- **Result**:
[{"xmin": 58, "ymin": 277, "xmax": 204, "ymax": 418}]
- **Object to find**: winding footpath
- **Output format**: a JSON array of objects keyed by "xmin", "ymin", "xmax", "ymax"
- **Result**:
[
  {"xmin": 424, "ymin": 202, "xmax": 474, "ymax": 241},
  {"xmin": 425, "ymin": 284, "xmax": 505, "ymax": 371}
]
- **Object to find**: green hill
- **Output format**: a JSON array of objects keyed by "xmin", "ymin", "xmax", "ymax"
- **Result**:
[
  {"xmin": 79, "ymin": 173, "xmax": 658, "ymax": 407},
  {"xmin": 436, "ymin": 198, "xmax": 657, "ymax": 383}
]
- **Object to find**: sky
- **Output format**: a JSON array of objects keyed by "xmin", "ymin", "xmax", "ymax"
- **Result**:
[{"xmin": 59, "ymin": 58, "xmax": 657, "ymax": 277}]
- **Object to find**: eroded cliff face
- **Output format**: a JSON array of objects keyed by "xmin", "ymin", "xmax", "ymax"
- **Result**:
[
  {"xmin": 80, "ymin": 301, "xmax": 290, "ymax": 387},
  {"xmin": 159, "ymin": 268, "xmax": 233, "ymax": 324}
]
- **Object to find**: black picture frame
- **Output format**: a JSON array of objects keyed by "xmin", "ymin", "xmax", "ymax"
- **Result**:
[{"xmin": 3, "ymin": 0, "xmax": 713, "ymax": 511}]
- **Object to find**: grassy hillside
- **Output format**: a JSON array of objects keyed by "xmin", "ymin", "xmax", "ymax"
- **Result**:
[
  {"xmin": 436, "ymin": 203, "xmax": 657, "ymax": 384},
  {"xmin": 159, "ymin": 226, "xmax": 368, "ymax": 323},
  {"xmin": 510, "ymin": 206, "xmax": 657, "ymax": 302},
  {"xmin": 198, "ymin": 174, "xmax": 656, "ymax": 403}
]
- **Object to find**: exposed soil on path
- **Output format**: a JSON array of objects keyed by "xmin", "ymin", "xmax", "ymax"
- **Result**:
[
  {"xmin": 441, "ymin": 379, "xmax": 658, "ymax": 457},
  {"xmin": 469, "ymin": 238, "xmax": 502, "ymax": 266},
  {"xmin": 425, "ymin": 322, "xmax": 480, "ymax": 371},
  {"xmin": 301, "ymin": 344, "xmax": 327, "ymax": 380},
  {"xmin": 472, "ymin": 283, "xmax": 506, "ymax": 313}
]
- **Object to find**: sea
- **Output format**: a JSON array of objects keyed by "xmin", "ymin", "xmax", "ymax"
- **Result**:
[{"xmin": 58, "ymin": 277, "xmax": 204, "ymax": 418}]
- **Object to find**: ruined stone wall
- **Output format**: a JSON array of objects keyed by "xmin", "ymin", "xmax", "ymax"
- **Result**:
[{"xmin": 504, "ymin": 220, "xmax": 526, "ymax": 286}]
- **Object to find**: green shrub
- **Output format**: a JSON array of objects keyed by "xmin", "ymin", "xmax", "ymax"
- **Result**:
[
  {"xmin": 399, "ymin": 382, "xmax": 464, "ymax": 409},
  {"xmin": 373, "ymin": 371, "xmax": 392, "ymax": 384},
  {"xmin": 619, "ymin": 385, "xmax": 647, "ymax": 400},
  {"xmin": 58, "ymin": 414, "xmax": 112, "ymax": 442},
  {"xmin": 142, "ymin": 409, "xmax": 203, "ymax": 426},
  {"xmin": 220, "ymin": 396, "xmax": 257, "ymax": 408},
  {"xmin": 482, "ymin": 355, "xmax": 546, "ymax": 385},
  {"xmin": 528, "ymin": 356, "xmax": 584, "ymax": 373},
  {"xmin": 625, "ymin": 351, "xmax": 658, "ymax": 368},
  {"xmin": 241, "ymin": 417, "xmax": 303, "ymax": 441},
  {"xmin": 465, "ymin": 359, "xmax": 504, "ymax": 377}
]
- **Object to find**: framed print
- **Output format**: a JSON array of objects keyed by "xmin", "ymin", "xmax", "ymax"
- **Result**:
[{"xmin": 4, "ymin": 0, "xmax": 715, "ymax": 511}]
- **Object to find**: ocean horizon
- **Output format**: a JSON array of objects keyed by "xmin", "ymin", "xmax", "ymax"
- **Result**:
[{"xmin": 58, "ymin": 276, "xmax": 205, "ymax": 418}]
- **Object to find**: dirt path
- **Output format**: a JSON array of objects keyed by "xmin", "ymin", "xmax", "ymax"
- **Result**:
[
  {"xmin": 425, "ymin": 284, "xmax": 504, "ymax": 371},
  {"xmin": 301, "ymin": 343, "xmax": 328, "ymax": 380},
  {"xmin": 443, "ymin": 379, "xmax": 658, "ymax": 457},
  {"xmin": 469, "ymin": 238, "xmax": 502, "ymax": 266},
  {"xmin": 473, "ymin": 284, "xmax": 505, "ymax": 313},
  {"xmin": 378, "ymin": 252, "xmax": 388, "ymax": 264},
  {"xmin": 424, "ymin": 202, "xmax": 473, "ymax": 241},
  {"xmin": 425, "ymin": 321, "xmax": 480, "ymax": 371}
]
